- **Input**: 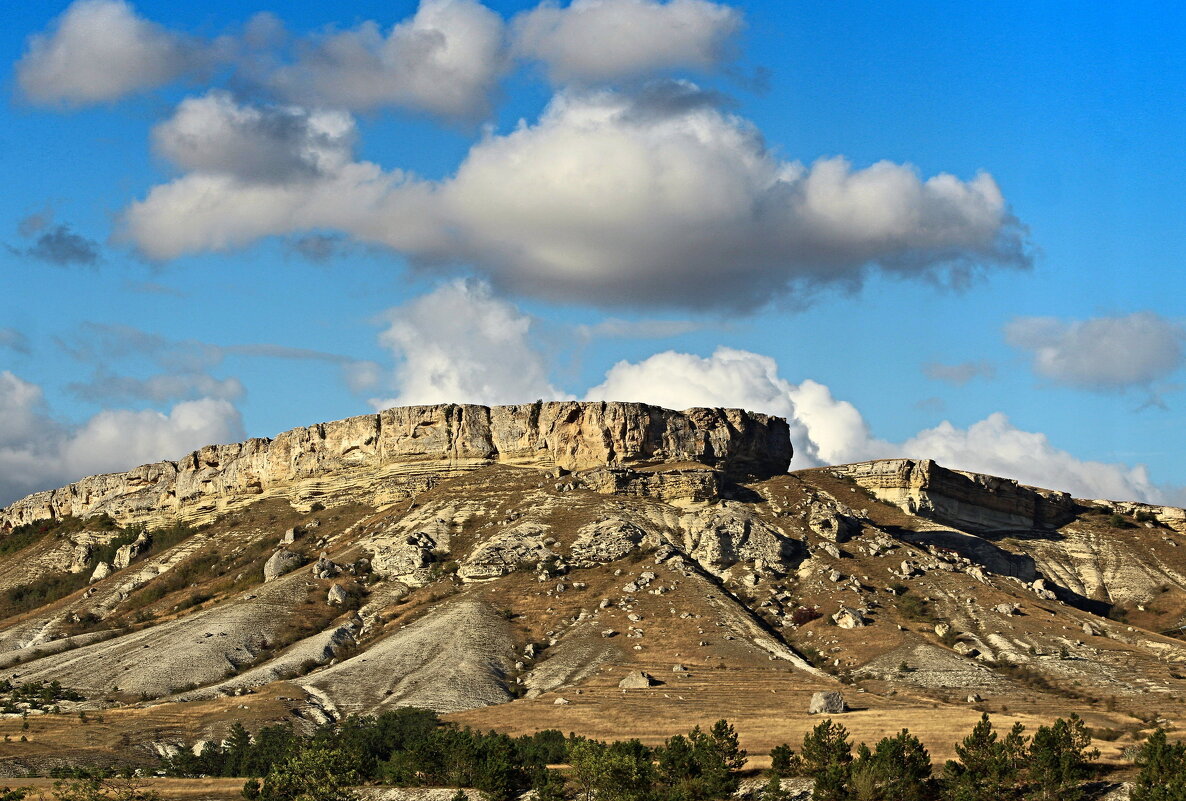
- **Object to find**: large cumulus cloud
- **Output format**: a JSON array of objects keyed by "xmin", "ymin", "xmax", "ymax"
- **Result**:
[
  {"xmin": 370, "ymin": 280, "xmax": 570, "ymax": 408},
  {"xmin": 124, "ymin": 86, "xmax": 1028, "ymax": 310},
  {"xmin": 17, "ymin": 0, "xmax": 202, "ymax": 106}
]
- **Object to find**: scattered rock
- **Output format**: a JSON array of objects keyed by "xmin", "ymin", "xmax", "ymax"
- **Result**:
[{"xmin": 327, "ymin": 584, "xmax": 349, "ymax": 606}]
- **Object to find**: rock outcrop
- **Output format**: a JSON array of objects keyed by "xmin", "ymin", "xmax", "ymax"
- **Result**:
[
  {"xmin": 832, "ymin": 459, "xmax": 1076, "ymax": 532},
  {"xmin": 0, "ymin": 402, "xmax": 792, "ymax": 530}
]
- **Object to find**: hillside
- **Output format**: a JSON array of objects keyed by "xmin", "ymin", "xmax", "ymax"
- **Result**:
[{"xmin": 0, "ymin": 401, "xmax": 1183, "ymax": 776}]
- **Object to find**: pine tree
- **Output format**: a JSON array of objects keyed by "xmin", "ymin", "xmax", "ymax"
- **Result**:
[
  {"xmin": 223, "ymin": 722, "xmax": 253, "ymax": 778},
  {"xmin": 1131, "ymin": 729, "xmax": 1186, "ymax": 801},
  {"xmin": 800, "ymin": 720, "xmax": 852, "ymax": 801},
  {"xmin": 1024, "ymin": 715, "xmax": 1098, "ymax": 801},
  {"xmin": 769, "ymin": 744, "xmax": 801, "ymax": 778},
  {"xmin": 942, "ymin": 714, "xmax": 1026, "ymax": 801},
  {"xmin": 258, "ymin": 746, "xmax": 359, "ymax": 801},
  {"xmin": 848, "ymin": 729, "xmax": 933, "ymax": 801}
]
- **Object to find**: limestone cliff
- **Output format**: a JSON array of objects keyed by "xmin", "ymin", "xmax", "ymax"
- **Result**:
[
  {"xmin": 0, "ymin": 402, "xmax": 791, "ymax": 530},
  {"xmin": 831, "ymin": 458, "xmax": 1077, "ymax": 532}
]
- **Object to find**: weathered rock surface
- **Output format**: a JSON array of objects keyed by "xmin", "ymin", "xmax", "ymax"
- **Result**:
[
  {"xmin": 263, "ymin": 549, "xmax": 305, "ymax": 581},
  {"xmin": 832, "ymin": 606, "xmax": 866, "ymax": 629},
  {"xmin": 458, "ymin": 523, "xmax": 553, "ymax": 581},
  {"xmin": 808, "ymin": 691, "xmax": 846, "ymax": 714},
  {"xmin": 832, "ymin": 459, "xmax": 1076, "ymax": 532},
  {"xmin": 1, "ymin": 402, "xmax": 792, "ymax": 530},
  {"xmin": 618, "ymin": 670, "xmax": 659, "ymax": 689},
  {"xmin": 302, "ymin": 598, "xmax": 516, "ymax": 715}
]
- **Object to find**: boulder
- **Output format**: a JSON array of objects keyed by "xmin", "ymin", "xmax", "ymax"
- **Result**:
[
  {"xmin": 281, "ymin": 527, "xmax": 302, "ymax": 545},
  {"xmin": 809, "ymin": 691, "xmax": 846, "ymax": 714},
  {"xmin": 808, "ymin": 506, "xmax": 860, "ymax": 543},
  {"xmin": 327, "ymin": 584, "xmax": 349, "ymax": 606},
  {"xmin": 953, "ymin": 642, "xmax": 979, "ymax": 657},
  {"xmin": 114, "ymin": 533, "xmax": 151, "ymax": 569},
  {"xmin": 832, "ymin": 606, "xmax": 866, "ymax": 629},
  {"xmin": 89, "ymin": 561, "xmax": 112, "ymax": 583},
  {"xmin": 618, "ymin": 670, "xmax": 659, "ymax": 689},
  {"xmin": 264, "ymin": 549, "xmax": 305, "ymax": 581}
]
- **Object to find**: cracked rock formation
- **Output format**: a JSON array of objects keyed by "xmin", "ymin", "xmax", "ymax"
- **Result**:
[
  {"xmin": 832, "ymin": 458, "xmax": 1077, "ymax": 532},
  {"xmin": 0, "ymin": 402, "xmax": 792, "ymax": 530}
]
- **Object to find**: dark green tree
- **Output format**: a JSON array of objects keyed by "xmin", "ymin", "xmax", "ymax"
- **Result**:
[
  {"xmin": 848, "ymin": 729, "xmax": 934, "ymax": 801},
  {"xmin": 1024, "ymin": 715, "xmax": 1098, "ymax": 801},
  {"xmin": 800, "ymin": 720, "xmax": 852, "ymax": 801},
  {"xmin": 259, "ymin": 746, "xmax": 359, "ymax": 801},
  {"xmin": 942, "ymin": 714, "xmax": 1027, "ymax": 801},
  {"xmin": 769, "ymin": 744, "xmax": 801, "ymax": 778},
  {"xmin": 223, "ymin": 723, "xmax": 253, "ymax": 778},
  {"xmin": 1131, "ymin": 729, "xmax": 1186, "ymax": 801},
  {"xmin": 569, "ymin": 738, "xmax": 655, "ymax": 801}
]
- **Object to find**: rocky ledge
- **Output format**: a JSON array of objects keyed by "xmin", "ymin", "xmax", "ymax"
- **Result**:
[
  {"xmin": 0, "ymin": 402, "xmax": 792, "ymax": 529},
  {"xmin": 831, "ymin": 458, "xmax": 1077, "ymax": 533}
]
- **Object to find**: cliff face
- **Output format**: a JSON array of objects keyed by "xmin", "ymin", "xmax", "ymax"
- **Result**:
[
  {"xmin": 0, "ymin": 402, "xmax": 792, "ymax": 529},
  {"xmin": 831, "ymin": 458, "xmax": 1077, "ymax": 532}
]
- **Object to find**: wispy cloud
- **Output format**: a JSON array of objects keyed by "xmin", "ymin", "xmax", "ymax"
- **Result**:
[{"xmin": 923, "ymin": 359, "xmax": 996, "ymax": 386}]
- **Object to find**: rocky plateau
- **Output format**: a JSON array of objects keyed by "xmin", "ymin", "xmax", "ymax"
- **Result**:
[{"xmin": 0, "ymin": 401, "xmax": 1183, "ymax": 778}]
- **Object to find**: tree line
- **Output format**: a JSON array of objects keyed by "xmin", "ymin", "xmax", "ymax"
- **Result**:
[{"xmin": 156, "ymin": 709, "xmax": 1186, "ymax": 801}]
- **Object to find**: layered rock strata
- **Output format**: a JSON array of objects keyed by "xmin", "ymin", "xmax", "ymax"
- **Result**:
[
  {"xmin": 0, "ymin": 402, "xmax": 791, "ymax": 530},
  {"xmin": 831, "ymin": 458, "xmax": 1077, "ymax": 532}
]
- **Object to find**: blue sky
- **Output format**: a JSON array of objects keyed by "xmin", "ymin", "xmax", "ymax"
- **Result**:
[{"xmin": 1, "ymin": 0, "xmax": 1183, "ymax": 506}]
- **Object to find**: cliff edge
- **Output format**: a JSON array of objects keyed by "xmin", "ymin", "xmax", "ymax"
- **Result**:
[{"xmin": 0, "ymin": 401, "xmax": 792, "ymax": 529}]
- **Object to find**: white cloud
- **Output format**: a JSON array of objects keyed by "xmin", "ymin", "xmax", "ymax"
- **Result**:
[
  {"xmin": 1006, "ymin": 312, "xmax": 1185, "ymax": 391},
  {"xmin": 0, "ymin": 371, "xmax": 243, "ymax": 506},
  {"xmin": 584, "ymin": 344, "xmax": 1173, "ymax": 502},
  {"xmin": 901, "ymin": 413, "xmax": 1160, "ymax": 502},
  {"xmin": 17, "ymin": 0, "xmax": 503, "ymax": 117},
  {"xmin": 266, "ymin": 0, "xmax": 507, "ymax": 117},
  {"xmin": 124, "ymin": 86, "xmax": 1028, "ymax": 310},
  {"xmin": 17, "ymin": 0, "xmax": 198, "ymax": 106},
  {"xmin": 586, "ymin": 346, "xmax": 893, "ymax": 466},
  {"xmin": 152, "ymin": 91, "xmax": 357, "ymax": 182},
  {"xmin": 370, "ymin": 280, "xmax": 570, "ymax": 409},
  {"xmin": 512, "ymin": 0, "xmax": 742, "ymax": 84},
  {"xmin": 923, "ymin": 359, "xmax": 996, "ymax": 386}
]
